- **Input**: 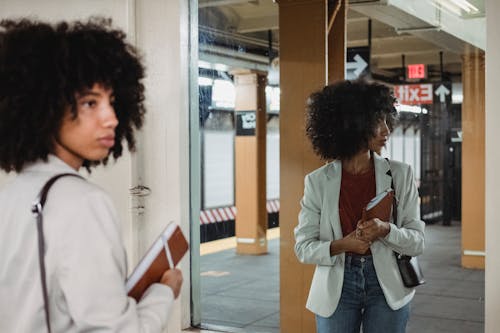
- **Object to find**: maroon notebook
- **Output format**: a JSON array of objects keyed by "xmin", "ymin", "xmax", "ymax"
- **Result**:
[
  {"xmin": 126, "ymin": 223, "xmax": 189, "ymax": 302},
  {"xmin": 362, "ymin": 189, "xmax": 394, "ymax": 222}
]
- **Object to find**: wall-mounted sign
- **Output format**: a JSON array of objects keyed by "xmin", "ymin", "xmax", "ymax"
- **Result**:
[
  {"xmin": 434, "ymin": 84, "xmax": 451, "ymax": 103},
  {"xmin": 235, "ymin": 111, "xmax": 256, "ymax": 136},
  {"xmin": 407, "ymin": 64, "xmax": 427, "ymax": 79},
  {"xmin": 346, "ymin": 47, "xmax": 370, "ymax": 80},
  {"xmin": 394, "ymin": 84, "xmax": 433, "ymax": 105}
]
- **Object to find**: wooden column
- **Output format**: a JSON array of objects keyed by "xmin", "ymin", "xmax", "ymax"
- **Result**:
[
  {"xmin": 328, "ymin": 0, "xmax": 346, "ymax": 84},
  {"xmin": 233, "ymin": 70, "xmax": 268, "ymax": 255},
  {"xmin": 278, "ymin": 1, "xmax": 345, "ymax": 332},
  {"xmin": 461, "ymin": 49, "xmax": 485, "ymax": 269}
]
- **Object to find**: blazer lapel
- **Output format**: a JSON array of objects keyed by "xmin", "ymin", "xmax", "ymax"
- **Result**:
[
  {"xmin": 325, "ymin": 160, "xmax": 343, "ymax": 239},
  {"xmin": 373, "ymin": 153, "xmax": 393, "ymax": 195}
]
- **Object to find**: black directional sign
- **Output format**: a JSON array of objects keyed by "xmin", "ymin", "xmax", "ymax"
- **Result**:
[
  {"xmin": 346, "ymin": 46, "xmax": 370, "ymax": 80},
  {"xmin": 434, "ymin": 82, "xmax": 452, "ymax": 104},
  {"xmin": 235, "ymin": 111, "xmax": 256, "ymax": 136}
]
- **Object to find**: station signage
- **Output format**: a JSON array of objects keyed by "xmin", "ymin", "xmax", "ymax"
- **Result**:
[
  {"xmin": 346, "ymin": 47, "xmax": 370, "ymax": 80},
  {"xmin": 393, "ymin": 84, "xmax": 433, "ymax": 105},
  {"xmin": 407, "ymin": 64, "xmax": 427, "ymax": 79},
  {"xmin": 235, "ymin": 110, "xmax": 256, "ymax": 136}
]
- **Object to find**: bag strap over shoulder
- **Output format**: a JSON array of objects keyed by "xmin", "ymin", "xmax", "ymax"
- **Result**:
[
  {"xmin": 31, "ymin": 173, "xmax": 84, "ymax": 333},
  {"xmin": 384, "ymin": 158, "xmax": 398, "ymax": 225}
]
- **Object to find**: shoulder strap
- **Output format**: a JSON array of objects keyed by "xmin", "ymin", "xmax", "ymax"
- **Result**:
[
  {"xmin": 31, "ymin": 173, "xmax": 84, "ymax": 333},
  {"xmin": 384, "ymin": 158, "xmax": 398, "ymax": 225}
]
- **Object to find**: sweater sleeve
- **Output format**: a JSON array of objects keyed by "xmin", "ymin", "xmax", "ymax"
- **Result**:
[{"xmin": 52, "ymin": 187, "xmax": 174, "ymax": 332}]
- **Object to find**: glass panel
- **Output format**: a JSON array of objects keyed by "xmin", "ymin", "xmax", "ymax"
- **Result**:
[
  {"xmin": 197, "ymin": 1, "xmax": 280, "ymax": 331},
  {"xmin": 191, "ymin": 0, "xmax": 484, "ymax": 331}
]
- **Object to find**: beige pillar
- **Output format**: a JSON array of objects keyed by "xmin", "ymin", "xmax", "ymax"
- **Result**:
[
  {"xmin": 461, "ymin": 49, "xmax": 485, "ymax": 269},
  {"xmin": 278, "ymin": 1, "xmax": 345, "ymax": 332},
  {"xmin": 232, "ymin": 70, "xmax": 268, "ymax": 255}
]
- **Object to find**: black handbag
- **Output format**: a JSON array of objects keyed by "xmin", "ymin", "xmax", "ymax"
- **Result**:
[
  {"xmin": 395, "ymin": 253, "xmax": 425, "ymax": 288},
  {"xmin": 386, "ymin": 160, "xmax": 425, "ymax": 288}
]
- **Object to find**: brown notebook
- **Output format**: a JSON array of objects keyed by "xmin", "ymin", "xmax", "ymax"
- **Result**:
[
  {"xmin": 126, "ymin": 222, "xmax": 189, "ymax": 302},
  {"xmin": 362, "ymin": 189, "xmax": 394, "ymax": 222}
]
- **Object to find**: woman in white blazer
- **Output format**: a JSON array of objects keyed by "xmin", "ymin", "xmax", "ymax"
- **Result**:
[
  {"xmin": 0, "ymin": 19, "xmax": 182, "ymax": 332},
  {"xmin": 294, "ymin": 80, "xmax": 425, "ymax": 333}
]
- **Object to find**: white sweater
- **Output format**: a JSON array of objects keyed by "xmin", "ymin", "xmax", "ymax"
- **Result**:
[{"xmin": 0, "ymin": 155, "xmax": 173, "ymax": 332}]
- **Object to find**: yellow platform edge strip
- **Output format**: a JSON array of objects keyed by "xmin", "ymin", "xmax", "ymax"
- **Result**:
[{"xmin": 200, "ymin": 227, "xmax": 280, "ymax": 256}]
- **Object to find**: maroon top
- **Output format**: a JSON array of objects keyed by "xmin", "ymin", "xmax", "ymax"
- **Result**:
[{"xmin": 339, "ymin": 164, "xmax": 376, "ymax": 254}]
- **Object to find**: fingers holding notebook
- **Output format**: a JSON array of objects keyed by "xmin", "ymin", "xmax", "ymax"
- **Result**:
[
  {"xmin": 357, "ymin": 218, "xmax": 391, "ymax": 242},
  {"xmin": 160, "ymin": 269, "xmax": 183, "ymax": 299}
]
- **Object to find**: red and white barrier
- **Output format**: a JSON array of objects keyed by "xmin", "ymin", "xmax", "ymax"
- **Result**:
[{"xmin": 200, "ymin": 199, "xmax": 279, "ymax": 224}]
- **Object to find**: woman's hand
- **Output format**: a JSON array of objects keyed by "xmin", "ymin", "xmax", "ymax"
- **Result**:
[
  {"xmin": 160, "ymin": 269, "xmax": 183, "ymax": 299},
  {"xmin": 345, "ymin": 230, "xmax": 372, "ymax": 254},
  {"xmin": 356, "ymin": 218, "xmax": 391, "ymax": 243},
  {"xmin": 330, "ymin": 230, "xmax": 371, "ymax": 255}
]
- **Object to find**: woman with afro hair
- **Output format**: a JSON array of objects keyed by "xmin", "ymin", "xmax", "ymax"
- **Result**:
[
  {"xmin": 0, "ymin": 19, "xmax": 182, "ymax": 332},
  {"xmin": 294, "ymin": 80, "xmax": 425, "ymax": 333}
]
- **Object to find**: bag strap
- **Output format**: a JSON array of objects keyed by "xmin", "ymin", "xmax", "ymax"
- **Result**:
[
  {"xmin": 385, "ymin": 159, "xmax": 413, "ymax": 262},
  {"xmin": 31, "ymin": 173, "xmax": 84, "ymax": 333},
  {"xmin": 384, "ymin": 158, "xmax": 398, "ymax": 225}
]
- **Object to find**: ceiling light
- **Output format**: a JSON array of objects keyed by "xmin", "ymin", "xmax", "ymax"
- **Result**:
[
  {"xmin": 449, "ymin": 0, "xmax": 479, "ymax": 13},
  {"xmin": 431, "ymin": 0, "xmax": 480, "ymax": 16}
]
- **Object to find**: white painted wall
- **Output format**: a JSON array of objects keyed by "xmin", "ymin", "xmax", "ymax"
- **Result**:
[
  {"xmin": 202, "ymin": 128, "xmax": 280, "ymax": 208},
  {"xmin": 485, "ymin": 0, "xmax": 500, "ymax": 331},
  {"xmin": 203, "ymin": 130, "xmax": 235, "ymax": 208},
  {"xmin": 134, "ymin": 0, "xmax": 191, "ymax": 329},
  {"xmin": 0, "ymin": 1, "xmax": 191, "ymax": 331},
  {"xmin": 267, "ymin": 131, "xmax": 280, "ymax": 199},
  {"xmin": 387, "ymin": 125, "xmax": 420, "ymax": 182}
]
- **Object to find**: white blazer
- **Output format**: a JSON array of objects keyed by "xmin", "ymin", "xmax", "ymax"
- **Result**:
[{"xmin": 294, "ymin": 153, "xmax": 425, "ymax": 317}]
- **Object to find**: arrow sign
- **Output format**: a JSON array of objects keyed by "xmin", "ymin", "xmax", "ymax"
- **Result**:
[
  {"xmin": 451, "ymin": 130, "xmax": 463, "ymax": 142},
  {"xmin": 346, "ymin": 54, "xmax": 368, "ymax": 77},
  {"xmin": 434, "ymin": 84, "xmax": 450, "ymax": 103}
]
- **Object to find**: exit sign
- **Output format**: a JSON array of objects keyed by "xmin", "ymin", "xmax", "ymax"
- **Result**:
[
  {"xmin": 407, "ymin": 64, "xmax": 427, "ymax": 79},
  {"xmin": 393, "ymin": 84, "xmax": 433, "ymax": 105}
]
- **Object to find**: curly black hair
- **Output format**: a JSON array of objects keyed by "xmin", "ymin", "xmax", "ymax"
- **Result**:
[
  {"xmin": 0, "ymin": 18, "xmax": 146, "ymax": 172},
  {"xmin": 306, "ymin": 80, "xmax": 398, "ymax": 161}
]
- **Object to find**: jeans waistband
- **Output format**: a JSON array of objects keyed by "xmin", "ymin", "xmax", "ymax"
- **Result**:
[{"xmin": 345, "ymin": 253, "xmax": 373, "ymax": 265}]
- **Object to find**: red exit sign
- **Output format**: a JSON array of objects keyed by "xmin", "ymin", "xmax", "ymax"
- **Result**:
[
  {"xmin": 394, "ymin": 84, "xmax": 433, "ymax": 105},
  {"xmin": 407, "ymin": 64, "xmax": 427, "ymax": 79}
]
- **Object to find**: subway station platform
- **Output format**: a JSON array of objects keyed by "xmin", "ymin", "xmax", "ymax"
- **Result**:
[{"xmin": 191, "ymin": 222, "xmax": 484, "ymax": 333}]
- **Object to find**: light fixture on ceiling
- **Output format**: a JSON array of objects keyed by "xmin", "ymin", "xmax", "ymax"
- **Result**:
[
  {"xmin": 431, "ymin": 0, "xmax": 480, "ymax": 16},
  {"xmin": 447, "ymin": 0, "xmax": 479, "ymax": 13}
]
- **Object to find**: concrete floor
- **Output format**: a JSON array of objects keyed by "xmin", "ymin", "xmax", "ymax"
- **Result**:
[{"xmin": 198, "ymin": 221, "xmax": 484, "ymax": 332}]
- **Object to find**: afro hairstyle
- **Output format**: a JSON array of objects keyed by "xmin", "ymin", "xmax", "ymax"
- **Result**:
[
  {"xmin": 306, "ymin": 79, "xmax": 398, "ymax": 161},
  {"xmin": 0, "ymin": 17, "xmax": 146, "ymax": 172}
]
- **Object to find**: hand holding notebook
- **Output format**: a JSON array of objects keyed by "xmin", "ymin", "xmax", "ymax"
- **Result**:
[
  {"xmin": 356, "ymin": 189, "xmax": 394, "ymax": 242},
  {"xmin": 126, "ymin": 222, "xmax": 189, "ymax": 302},
  {"xmin": 362, "ymin": 188, "xmax": 394, "ymax": 222}
]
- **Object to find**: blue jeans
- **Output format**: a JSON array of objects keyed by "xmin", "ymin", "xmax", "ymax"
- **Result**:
[{"xmin": 316, "ymin": 255, "xmax": 410, "ymax": 333}]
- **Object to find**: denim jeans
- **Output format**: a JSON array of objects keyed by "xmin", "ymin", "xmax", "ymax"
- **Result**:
[{"xmin": 315, "ymin": 255, "xmax": 410, "ymax": 333}]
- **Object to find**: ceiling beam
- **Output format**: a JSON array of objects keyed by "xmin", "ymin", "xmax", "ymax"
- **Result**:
[
  {"xmin": 199, "ymin": 0, "xmax": 258, "ymax": 9},
  {"xmin": 348, "ymin": 35, "xmax": 439, "ymax": 53},
  {"xmin": 372, "ymin": 51, "xmax": 462, "ymax": 69},
  {"xmin": 237, "ymin": 15, "xmax": 279, "ymax": 33},
  {"xmin": 200, "ymin": 44, "xmax": 270, "ymax": 64}
]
